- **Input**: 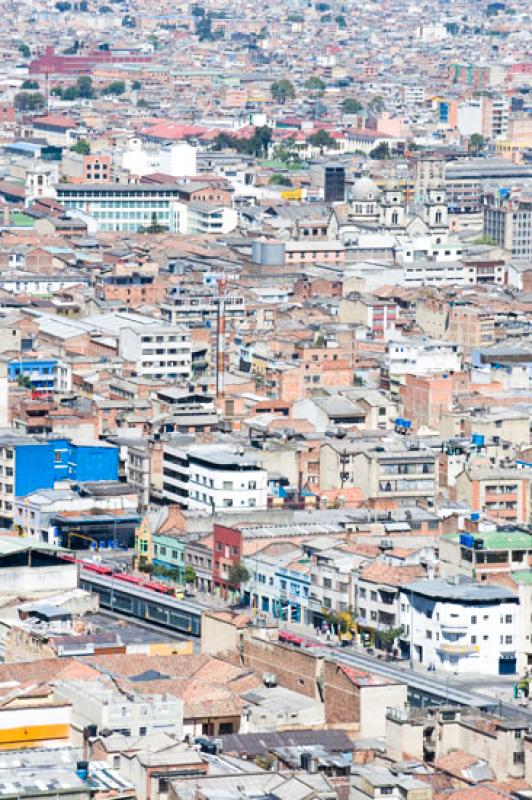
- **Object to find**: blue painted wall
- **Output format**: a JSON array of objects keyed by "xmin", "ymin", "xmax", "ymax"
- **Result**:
[{"xmin": 14, "ymin": 440, "xmax": 119, "ymax": 496}]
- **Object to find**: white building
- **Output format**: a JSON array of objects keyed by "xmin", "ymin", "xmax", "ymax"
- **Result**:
[
  {"xmin": 386, "ymin": 336, "xmax": 462, "ymax": 377},
  {"xmin": 162, "ymin": 441, "xmax": 268, "ymax": 512},
  {"xmin": 399, "ymin": 577, "xmax": 519, "ymax": 675},
  {"xmin": 171, "ymin": 201, "xmax": 238, "ymax": 235},
  {"xmin": 119, "ymin": 324, "xmax": 191, "ymax": 382},
  {"xmin": 122, "ymin": 138, "xmax": 196, "ymax": 178},
  {"xmin": 55, "ymin": 678, "xmax": 183, "ymax": 739}
]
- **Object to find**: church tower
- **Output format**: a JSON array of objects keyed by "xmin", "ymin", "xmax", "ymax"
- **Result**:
[
  {"xmin": 423, "ymin": 180, "xmax": 448, "ymax": 239},
  {"xmin": 380, "ymin": 178, "xmax": 406, "ymax": 230}
]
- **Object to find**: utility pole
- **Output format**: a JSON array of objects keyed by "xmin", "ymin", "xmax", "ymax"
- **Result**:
[{"xmin": 215, "ymin": 276, "xmax": 226, "ymax": 399}]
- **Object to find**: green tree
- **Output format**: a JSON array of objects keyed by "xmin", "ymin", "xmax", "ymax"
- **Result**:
[
  {"xmin": 132, "ymin": 79, "xmax": 142, "ymax": 90},
  {"xmin": 304, "ymin": 76, "xmax": 326, "ymax": 96},
  {"xmin": 184, "ymin": 565, "xmax": 197, "ymax": 585},
  {"xmin": 228, "ymin": 562, "xmax": 250, "ymax": 588},
  {"xmin": 269, "ymin": 173, "xmax": 292, "ymax": 186},
  {"xmin": 342, "ymin": 97, "xmax": 363, "ymax": 114},
  {"xmin": 99, "ymin": 4, "xmax": 112, "ymax": 11},
  {"xmin": 369, "ymin": 141, "xmax": 391, "ymax": 159},
  {"xmin": 469, "ymin": 133, "xmax": 486, "ymax": 153},
  {"xmin": 55, "ymin": 1, "xmax": 72, "ymax": 10},
  {"xmin": 14, "ymin": 92, "xmax": 46, "ymax": 111},
  {"xmin": 191, "ymin": 3, "xmax": 205, "ymax": 15},
  {"xmin": 76, "ymin": 76, "xmax": 94, "ymax": 98},
  {"xmin": 137, "ymin": 98, "xmax": 149, "ymax": 108},
  {"xmin": 18, "ymin": 43, "xmax": 31, "ymax": 59},
  {"xmin": 21, "ymin": 79, "xmax": 39, "ymax": 90},
  {"xmin": 287, "ymin": 12, "xmax": 304, "ymax": 21},
  {"xmin": 274, "ymin": 138, "xmax": 302, "ymax": 166},
  {"xmin": 70, "ymin": 138, "xmax": 90, "ymax": 155},
  {"xmin": 308, "ymin": 128, "xmax": 337, "ymax": 152},
  {"xmin": 378, "ymin": 625, "xmax": 404, "ymax": 652},
  {"xmin": 270, "ymin": 79, "xmax": 295, "ymax": 103},
  {"xmin": 102, "ymin": 80, "xmax": 126, "ymax": 96},
  {"xmin": 369, "ymin": 94, "xmax": 384, "ymax": 112},
  {"xmin": 335, "ymin": 14, "xmax": 346, "ymax": 27},
  {"xmin": 315, "ymin": 1, "xmax": 330, "ymax": 9}
]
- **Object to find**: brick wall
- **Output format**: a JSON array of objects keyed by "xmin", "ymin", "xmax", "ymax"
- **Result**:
[
  {"xmin": 242, "ymin": 636, "xmax": 322, "ymax": 699},
  {"xmin": 322, "ymin": 661, "xmax": 361, "ymax": 726}
]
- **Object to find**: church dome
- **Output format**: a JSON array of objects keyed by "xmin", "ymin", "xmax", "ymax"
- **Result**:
[{"xmin": 351, "ymin": 175, "xmax": 380, "ymax": 201}]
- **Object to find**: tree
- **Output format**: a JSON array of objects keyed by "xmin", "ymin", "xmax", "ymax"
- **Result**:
[
  {"xmin": 99, "ymin": 4, "xmax": 112, "ymax": 11},
  {"xmin": 21, "ymin": 79, "xmax": 39, "ymax": 90},
  {"xmin": 378, "ymin": 625, "xmax": 404, "ymax": 652},
  {"xmin": 369, "ymin": 141, "xmax": 391, "ymax": 159},
  {"xmin": 335, "ymin": 14, "xmax": 346, "ymax": 27},
  {"xmin": 18, "ymin": 43, "xmax": 31, "ymax": 59},
  {"xmin": 55, "ymin": 1, "xmax": 72, "ymax": 10},
  {"xmin": 469, "ymin": 133, "xmax": 486, "ymax": 153},
  {"xmin": 76, "ymin": 76, "xmax": 94, "ymax": 98},
  {"xmin": 132, "ymin": 79, "xmax": 141, "ymax": 90},
  {"xmin": 315, "ymin": 1, "xmax": 330, "ymax": 9},
  {"xmin": 70, "ymin": 138, "xmax": 90, "ymax": 154},
  {"xmin": 274, "ymin": 138, "xmax": 302, "ymax": 166},
  {"xmin": 184, "ymin": 565, "xmax": 197, "ymax": 586},
  {"xmin": 369, "ymin": 94, "xmax": 384, "ymax": 112},
  {"xmin": 102, "ymin": 80, "xmax": 126, "ymax": 96},
  {"xmin": 342, "ymin": 97, "xmax": 363, "ymax": 114},
  {"xmin": 269, "ymin": 173, "xmax": 292, "ymax": 186},
  {"xmin": 304, "ymin": 76, "xmax": 326, "ymax": 96},
  {"xmin": 308, "ymin": 128, "xmax": 337, "ymax": 152},
  {"xmin": 228, "ymin": 562, "xmax": 250, "ymax": 587},
  {"xmin": 270, "ymin": 79, "xmax": 295, "ymax": 103},
  {"xmin": 14, "ymin": 92, "xmax": 45, "ymax": 111}
]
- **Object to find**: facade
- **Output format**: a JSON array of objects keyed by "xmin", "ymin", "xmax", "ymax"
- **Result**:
[
  {"xmin": 439, "ymin": 529, "xmax": 532, "ymax": 579},
  {"xmin": 119, "ymin": 324, "xmax": 192, "ymax": 382},
  {"xmin": 152, "ymin": 531, "xmax": 186, "ymax": 583},
  {"xmin": 483, "ymin": 190, "xmax": 532, "ymax": 259},
  {"xmin": 56, "ymin": 183, "xmax": 183, "ymax": 233},
  {"xmin": 213, "ymin": 523, "xmax": 243, "ymax": 591},
  {"xmin": 320, "ymin": 440, "xmax": 437, "ymax": 508},
  {"xmin": 162, "ymin": 441, "xmax": 268, "ymax": 512},
  {"xmin": 455, "ymin": 468, "xmax": 532, "ymax": 525},
  {"xmin": 1, "ymin": 434, "xmax": 118, "ymax": 527},
  {"xmin": 400, "ymin": 577, "xmax": 519, "ymax": 674}
]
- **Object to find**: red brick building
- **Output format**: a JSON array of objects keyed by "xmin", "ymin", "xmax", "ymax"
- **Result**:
[{"xmin": 213, "ymin": 524, "xmax": 243, "ymax": 591}]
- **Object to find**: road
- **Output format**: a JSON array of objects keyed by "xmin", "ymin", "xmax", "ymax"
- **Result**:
[{"xmin": 285, "ymin": 627, "xmax": 532, "ymax": 721}]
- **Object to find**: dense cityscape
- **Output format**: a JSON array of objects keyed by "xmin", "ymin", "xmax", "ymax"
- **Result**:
[{"xmin": 0, "ymin": 0, "xmax": 531, "ymax": 795}]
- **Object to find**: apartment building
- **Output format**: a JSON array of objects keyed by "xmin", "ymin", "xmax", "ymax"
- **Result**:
[
  {"xmin": 162, "ymin": 441, "xmax": 268, "ymax": 512},
  {"xmin": 161, "ymin": 287, "xmax": 245, "ymax": 328},
  {"xmin": 399, "ymin": 577, "xmax": 519, "ymax": 675},
  {"xmin": 119, "ymin": 324, "xmax": 192, "ymax": 382},
  {"xmin": 320, "ymin": 439, "xmax": 437, "ymax": 508},
  {"xmin": 339, "ymin": 293, "xmax": 398, "ymax": 339},
  {"xmin": 483, "ymin": 189, "xmax": 532, "ymax": 259},
  {"xmin": 439, "ymin": 528, "xmax": 532, "ymax": 579},
  {"xmin": 55, "ymin": 679, "xmax": 183, "ymax": 739},
  {"xmin": 353, "ymin": 562, "xmax": 426, "ymax": 645},
  {"xmin": 308, "ymin": 545, "xmax": 357, "ymax": 624},
  {"xmin": 456, "ymin": 467, "xmax": 532, "ymax": 524}
]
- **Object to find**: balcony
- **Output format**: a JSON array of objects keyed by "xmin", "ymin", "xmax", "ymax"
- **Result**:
[{"xmin": 437, "ymin": 642, "xmax": 480, "ymax": 654}]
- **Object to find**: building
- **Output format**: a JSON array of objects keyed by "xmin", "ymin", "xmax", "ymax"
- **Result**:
[
  {"xmin": 162, "ymin": 441, "xmax": 268, "ymax": 512},
  {"xmin": 56, "ymin": 183, "xmax": 185, "ymax": 233},
  {"xmin": 119, "ymin": 323, "xmax": 192, "ymax": 382},
  {"xmin": 339, "ymin": 293, "xmax": 398, "ymax": 339},
  {"xmin": 439, "ymin": 528, "xmax": 532, "ymax": 580},
  {"xmin": 213, "ymin": 523, "xmax": 243, "ymax": 591},
  {"xmin": 455, "ymin": 468, "xmax": 532, "ymax": 525},
  {"xmin": 483, "ymin": 189, "xmax": 532, "ymax": 259},
  {"xmin": 55, "ymin": 678, "xmax": 183, "ymax": 739},
  {"xmin": 320, "ymin": 438, "xmax": 437, "ymax": 508},
  {"xmin": 399, "ymin": 577, "xmax": 519, "ymax": 674},
  {"xmin": 0, "ymin": 434, "xmax": 119, "ymax": 527},
  {"xmin": 324, "ymin": 164, "xmax": 346, "ymax": 202},
  {"xmin": 0, "ymin": 535, "xmax": 77, "ymax": 596}
]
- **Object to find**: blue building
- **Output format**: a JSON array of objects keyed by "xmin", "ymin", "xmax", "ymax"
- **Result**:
[
  {"xmin": 0, "ymin": 434, "xmax": 119, "ymax": 527},
  {"xmin": 8, "ymin": 359, "xmax": 58, "ymax": 391}
]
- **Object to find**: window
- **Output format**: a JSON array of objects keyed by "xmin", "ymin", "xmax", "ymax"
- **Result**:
[
  {"xmin": 513, "ymin": 752, "xmax": 525, "ymax": 765},
  {"xmin": 471, "ymin": 615, "xmax": 477, "ymax": 624},
  {"xmin": 139, "ymin": 726, "xmax": 147, "ymax": 736},
  {"xmin": 371, "ymin": 591, "xmax": 377, "ymax": 601},
  {"xmin": 505, "ymin": 635, "xmax": 513, "ymax": 644},
  {"xmin": 158, "ymin": 778, "xmax": 169, "ymax": 793},
  {"xmin": 113, "ymin": 755, "xmax": 120, "ymax": 769},
  {"xmin": 471, "ymin": 636, "xmax": 477, "ymax": 644},
  {"xmin": 505, "ymin": 615, "xmax": 513, "ymax": 624}
]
